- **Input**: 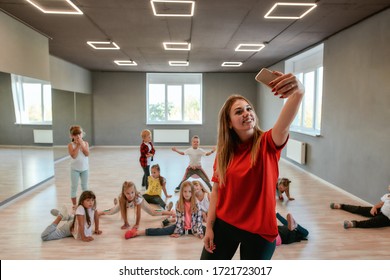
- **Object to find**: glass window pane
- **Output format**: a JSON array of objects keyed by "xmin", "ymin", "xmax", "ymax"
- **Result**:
[
  {"xmin": 303, "ymin": 71, "xmax": 315, "ymax": 129},
  {"xmin": 184, "ymin": 84, "xmax": 201, "ymax": 122},
  {"xmin": 43, "ymin": 85, "xmax": 52, "ymax": 122},
  {"xmin": 23, "ymin": 83, "xmax": 42, "ymax": 123},
  {"xmin": 148, "ymin": 84, "xmax": 165, "ymax": 121},
  {"xmin": 315, "ymin": 67, "xmax": 323, "ymax": 131},
  {"xmin": 167, "ymin": 85, "xmax": 182, "ymax": 121},
  {"xmin": 146, "ymin": 73, "xmax": 202, "ymax": 124}
]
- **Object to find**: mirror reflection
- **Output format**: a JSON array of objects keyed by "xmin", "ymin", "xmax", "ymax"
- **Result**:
[{"xmin": 0, "ymin": 71, "xmax": 54, "ymax": 205}]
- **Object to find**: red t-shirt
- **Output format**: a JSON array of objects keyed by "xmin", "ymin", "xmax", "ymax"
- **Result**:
[{"xmin": 212, "ymin": 129, "xmax": 287, "ymax": 242}]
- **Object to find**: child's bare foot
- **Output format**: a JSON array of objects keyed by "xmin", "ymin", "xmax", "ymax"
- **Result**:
[
  {"xmin": 121, "ymin": 223, "xmax": 130, "ymax": 229},
  {"xmin": 287, "ymin": 213, "xmax": 297, "ymax": 231}
]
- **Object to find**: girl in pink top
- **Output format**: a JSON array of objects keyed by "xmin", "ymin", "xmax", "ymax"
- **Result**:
[{"xmin": 124, "ymin": 181, "xmax": 204, "ymax": 239}]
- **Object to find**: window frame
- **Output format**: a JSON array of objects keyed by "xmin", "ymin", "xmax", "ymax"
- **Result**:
[
  {"xmin": 285, "ymin": 44, "xmax": 324, "ymax": 136},
  {"xmin": 146, "ymin": 73, "xmax": 203, "ymax": 125},
  {"xmin": 11, "ymin": 74, "xmax": 52, "ymax": 125}
]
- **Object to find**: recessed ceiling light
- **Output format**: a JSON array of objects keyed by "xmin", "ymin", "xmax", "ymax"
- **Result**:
[
  {"xmin": 264, "ymin": 2, "xmax": 317, "ymax": 19},
  {"xmin": 235, "ymin": 44, "xmax": 265, "ymax": 52},
  {"xmin": 26, "ymin": 0, "xmax": 83, "ymax": 15},
  {"xmin": 87, "ymin": 41, "xmax": 120, "ymax": 50},
  {"xmin": 221, "ymin": 62, "xmax": 242, "ymax": 67},
  {"xmin": 151, "ymin": 0, "xmax": 195, "ymax": 17},
  {"xmin": 169, "ymin": 61, "xmax": 189, "ymax": 66},
  {"xmin": 163, "ymin": 42, "xmax": 191, "ymax": 51},
  {"xmin": 114, "ymin": 60, "xmax": 137, "ymax": 66}
]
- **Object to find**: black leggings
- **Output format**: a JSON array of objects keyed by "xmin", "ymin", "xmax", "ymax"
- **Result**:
[
  {"xmin": 341, "ymin": 204, "xmax": 390, "ymax": 228},
  {"xmin": 141, "ymin": 165, "xmax": 150, "ymax": 189},
  {"xmin": 200, "ymin": 218, "xmax": 276, "ymax": 260}
]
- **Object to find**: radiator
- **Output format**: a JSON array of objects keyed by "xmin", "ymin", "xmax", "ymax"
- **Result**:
[
  {"xmin": 286, "ymin": 139, "xmax": 306, "ymax": 164},
  {"xmin": 153, "ymin": 129, "xmax": 190, "ymax": 143},
  {"xmin": 33, "ymin": 129, "xmax": 53, "ymax": 144}
]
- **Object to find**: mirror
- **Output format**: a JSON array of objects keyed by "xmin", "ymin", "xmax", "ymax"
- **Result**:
[
  {"xmin": 0, "ymin": 71, "xmax": 54, "ymax": 205},
  {"xmin": 52, "ymin": 89, "xmax": 93, "ymax": 161}
]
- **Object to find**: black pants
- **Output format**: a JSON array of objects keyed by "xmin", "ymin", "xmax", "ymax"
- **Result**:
[
  {"xmin": 200, "ymin": 218, "xmax": 275, "ymax": 260},
  {"xmin": 143, "ymin": 194, "xmax": 166, "ymax": 209},
  {"xmin": 341, "ymin": 204, "xmax": 390, "ymax": 228},
  {"xmin": 141, "ymin": 165, "xmax": 150, "ymax": 189}
]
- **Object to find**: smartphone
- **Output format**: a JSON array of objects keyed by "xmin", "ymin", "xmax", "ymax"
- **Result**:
[{"xmin": 255, "ymin": 68, "xmax": 278, "ymax": 88}]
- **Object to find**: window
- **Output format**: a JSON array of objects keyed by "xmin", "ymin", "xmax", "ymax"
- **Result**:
[
  {"xmin": 11, "ymin": 74, "xmax": 52, "ymax": 125},
  {"xmin": 285, "ymin": 44, "xmax": 323, "ymax": 136},
  {"xmin": 146, "ymin": 73, "xmax": 202, "ymax": 124}
]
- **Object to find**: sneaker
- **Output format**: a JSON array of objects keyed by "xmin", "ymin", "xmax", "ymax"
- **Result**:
[
  {"xmin": 124, "ymin": 228, "xmax": 137, "ymax": 239},
  {"xmin": 50, "ymin": 205, "xmax": 69, "ymax": 221},
  {"xmin": 287, "ymin": 213, "xmax": 297, "ymax": 231},
  {"xmin": 330, "ymin": 202, "xmax": 341, "ymax": 209},
  {"xmin": 166, "ymin": 201, "xmax": 174, "ymax": 211},
  {"xmin": 162, "ymin": 218, "xmax": 170, "ymax": 227},
  {"xmin": 174, "ymin": 186, "xmax": 180, "ymax": 193},
  {"xmin": 343, "ymin": 220, "xmax": 354, "ymax": 229}
]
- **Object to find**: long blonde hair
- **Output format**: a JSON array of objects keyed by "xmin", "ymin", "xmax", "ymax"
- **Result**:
[
  {"xmin": 192, "ymin": 180, "xmax": 209, "ymax": 194},
  {"xmin": 176, "ymin": 181, "xmax": 198, "ymax": 213},
  {"xmin": 119, "ymin": 181, "xmax": 139, "ymax": 223},
  {"xmin": 216, "ymin": 94, "xmax": 263, "ymax": 186}
]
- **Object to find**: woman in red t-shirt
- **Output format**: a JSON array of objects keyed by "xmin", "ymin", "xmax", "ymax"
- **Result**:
[{"xmin": 201, "ymin": 71, "xmax": 304, "ymax": 260}]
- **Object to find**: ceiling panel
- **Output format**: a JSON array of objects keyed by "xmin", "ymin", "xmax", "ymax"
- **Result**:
[{"xmin": 0, "ymin": 0, "xmax": 389, "ymax": 72}]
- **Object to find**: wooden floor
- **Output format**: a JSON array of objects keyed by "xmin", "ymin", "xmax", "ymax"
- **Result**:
[{"xmin": 0, "ymin": 147, "xmax": 389, "ymax": 260}]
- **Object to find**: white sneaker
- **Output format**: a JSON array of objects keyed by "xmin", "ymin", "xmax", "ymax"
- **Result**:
[{"xmin": 50, "ymin": 205, "xmax": 70, "ymax": 221}]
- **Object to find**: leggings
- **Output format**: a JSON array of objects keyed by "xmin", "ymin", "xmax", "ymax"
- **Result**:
[
  {"xmin": 341, "ymin": 204, "xmax": 390, "ymax": 228},
  {"xmin": 70, "ymin": 169, "xmax": 88, "ymax": 198},
  {"xmin": 177, "ymin": 167, "xmax": 213, "ymax": 191},
  {"xmin": 276, "ymin": 212, "xmax": 309, "ymax": 237},
  {"xmin": 41, "ymin": 222, "xmax": 72, "ymax": 241},
  {"xmin": 200, "ymin": 218, "xmax": 275, "ymax": 260},
  {"xmin": 141, "ymin": 165, "xmax": 150, "ymax": 189},
  {"xmin": 143, "ymin": 194, "xmax": 166, "ymax": 209}
]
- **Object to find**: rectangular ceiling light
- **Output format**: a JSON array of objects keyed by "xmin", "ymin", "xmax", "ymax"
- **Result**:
[
  {"xmin": 26, "ymin": 0, "xmax": 83, "ymax": 15},
  {"xmin": 264, "ymin": 2, "xmax": 317, "ymax": 19},
  {"xmin": 87, "ymin": 41, "xmax": 120, "ymax": 50},
  {"xmin": 114, "ymin": 60, "xmax": 138, "ymax": 66},
  {"xmin": 163, "ymin": 42, "xmax": 191, "ymax": 51},
  {"xmin": 151, "ymin": 0, "xmax": 195, "ymax": 17},
  {"xmin": 235, "ymin": 44, "xmax": 265, "ymax": 52},
  {"xmin": 169, "ymin": 61, "xmax": 189, "ymax": 66},
  {"xmin": 221, "ymin": 62, "xmax": 242, "ymax": 67}
]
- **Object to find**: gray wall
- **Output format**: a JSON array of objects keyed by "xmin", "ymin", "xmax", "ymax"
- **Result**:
[
  {"xmin": 52, "ymin": 89, "xmax": 93, "ymax": 146},
  {"xmin": 0, "ymin": 11, "xmax": 50, "ymax": 81},
  {"xmin": 92, "ymin": 72, "xmax": 257, "ymax": 146},
  {"xmin": 258, "ymin": 9, "xmax": 390, "ymax": 204},
  {"xmin": 49, "ymin": 56, "xmax": 92, "ymax": 94}
]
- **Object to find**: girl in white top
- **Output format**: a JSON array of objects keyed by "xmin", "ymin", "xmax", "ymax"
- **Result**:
[
  {"xmin": 41, "ymin": 190, "xmax": 102, "ymax": 242},
  {"xmin": 99, "ymin": 181, "xmax": 174, "ymax": 229},
  {"xmin": 72, "ymin": 190, "xmax": 102, "ymax": 241},
  {"xmin": 193, "ymin": 180, "xmax": 210, "ymax": 222},
  {"xmin": 68, "ymin": 125, "xmax": 89, "ymax": 209}
]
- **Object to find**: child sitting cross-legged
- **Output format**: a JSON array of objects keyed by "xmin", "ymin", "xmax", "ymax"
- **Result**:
[{"xmin": 124, "ymin": 180, "xmax": 205, "ymax": 239}]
